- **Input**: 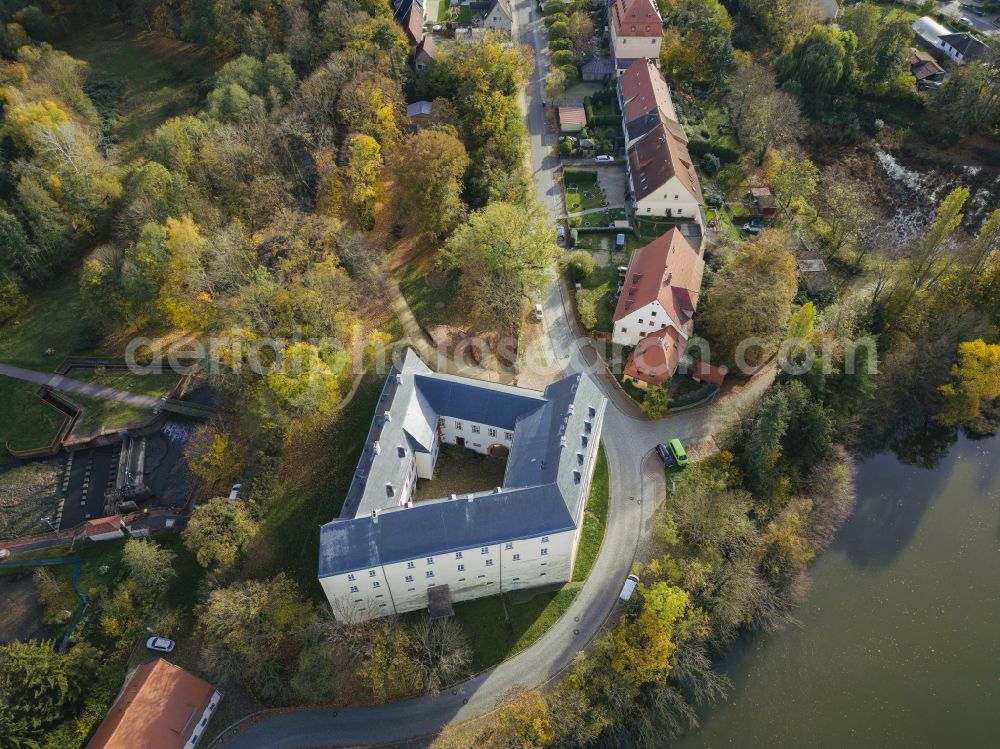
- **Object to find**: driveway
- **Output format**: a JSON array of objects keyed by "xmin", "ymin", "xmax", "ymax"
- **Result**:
[{"xmin": 217, "ymin": 3, "xmax": 774, "ymax": 745}]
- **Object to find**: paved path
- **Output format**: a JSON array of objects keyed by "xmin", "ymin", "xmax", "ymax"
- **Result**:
[
  {"xmin": 0, "ymin": 363, "xmax": 161, "ymax": 408},
  {"xmin": 218, "ymin": 5, "xmax": 774, "ymax": 746},
  {"xmin": 568, "ymin": 205, "xmax": 624, "ymax": 218}
]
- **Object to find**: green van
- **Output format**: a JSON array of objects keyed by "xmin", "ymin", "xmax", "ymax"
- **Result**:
[{"xmin": 668, "ymin": 439, "xmax": 688, "ymax": 467}]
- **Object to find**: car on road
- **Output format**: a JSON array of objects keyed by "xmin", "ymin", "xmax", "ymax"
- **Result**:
[
  {"xmin": 619, "ymin": 573, "xmax": 639, "ymax": 601},
  {"xmin": 534, "ymin": 303, "xmax": 544, "ymax": 321},
  {"xmin": 742, "ymin": 220, "xmax": 763, "ymax": 234},
  {"xmin": 668, "ymin": 438, "xmax": 689, "ymax": 467},
  {"xmin": 959, "ymin": 16, "xmax": 972, "ymax": 25},
  {"xmin": 146, "ymin": 636, "xmax": 175, "ymax": 653},
  {"xmin": 594, "ymin": 155, "xmax": 614, "ymax": 163},
  {"xmin": 655, "ymin": 443, "xmax": 676, "ymax": 468}
]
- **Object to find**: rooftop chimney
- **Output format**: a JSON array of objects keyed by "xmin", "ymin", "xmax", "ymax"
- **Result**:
[{"xmin": 372, "ymin": 441, "xmax": 381, "ymax": 455}]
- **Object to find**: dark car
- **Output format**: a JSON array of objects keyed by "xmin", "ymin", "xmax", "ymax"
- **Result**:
[
  {"xmin": 656, "ymin": 443, "xmax": 677, "ymax": 468},
  {"xmin": 706, "ymin": 195, "xmax": 724, "ymax": 208}
]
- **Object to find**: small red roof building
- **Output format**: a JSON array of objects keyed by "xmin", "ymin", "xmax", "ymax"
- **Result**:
[{"xmin": 609, "ymin": 0, "xmax": 663, "ymax": 39}]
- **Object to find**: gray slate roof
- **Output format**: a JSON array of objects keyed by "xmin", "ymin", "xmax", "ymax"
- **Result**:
[
  {"xmin": 939, "ymin": 33, "xmax": 988, "ymax": 60},
  {"xmin": 319, "ymin": 349, "xmax": 607, "ymax": 577}
]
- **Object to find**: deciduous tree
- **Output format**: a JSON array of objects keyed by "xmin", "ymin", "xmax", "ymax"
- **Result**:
[
  {"xmin": 183, "ymin": 496, "xmax": 260, "ymax": 569},
  {"xmin": 937, "ymin": 339, "xmax": 1000, "ymax": 427},
  {"xmin": 393, "ymin": 128, "xmax": 469, "ymax": 238}
]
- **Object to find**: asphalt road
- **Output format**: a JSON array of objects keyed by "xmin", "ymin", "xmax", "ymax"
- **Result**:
[{"xmin": 218, "ymin": 6, "xmax": 774, "ymax": 746}]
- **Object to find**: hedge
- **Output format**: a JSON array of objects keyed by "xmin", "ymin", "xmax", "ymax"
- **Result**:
[
  {"xmin": 592, "ymin": 114, "xmax": 620, "ymax": 128},
  {"xmin": 687, "ymin": 139, "xmax": 739, "ymax": 164},
  {"xmin": 583, "ymin": 96, "xmax": 594, "ymax": 125},
  {"xmin": 563, "ymin": 168, "xmax": 598, "ymax": 185},
  {"xmin": 669, "ymin": 382, "xmax": 718, "ymax": 408},
  {"xmin": 573, "ymin": 226, "xmax": 636, "ymax": 236}
]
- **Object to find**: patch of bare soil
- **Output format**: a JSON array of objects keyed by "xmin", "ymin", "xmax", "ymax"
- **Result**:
[{"xmin": 0, "ymin": 575, "xmax": 47, "ymax": 644}]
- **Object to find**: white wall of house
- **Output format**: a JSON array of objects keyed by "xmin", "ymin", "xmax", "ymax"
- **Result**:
[
  {"xmin": 612, "ymin": 300, "xmax": 677, "ymax": 347},
  {"xmin": 483, "ymin": 9, "xmax": 511, "ymax": 33},
  {"xmin": 320, "ymin": 563, "xmax": 393, "ymax": 622},
  {"xmin": 630, "ymin": 174, "xmax": 702, "ymax": 225},
  {"xmin": 610, "ymin": 29, "xmax": 662, "ymax": 68},
  {"xmin": 439, "ymin": 417, "xmax": 513, "ymax": 455}
]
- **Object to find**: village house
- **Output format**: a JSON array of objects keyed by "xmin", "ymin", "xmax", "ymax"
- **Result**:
[
  {"xmin": 483, "ymin": 0, "xmax": 513, "ymax": 34},
  {"xmin": 317, "ymin": 350, "xmax": 607, "ymax": 623},
  {"xmin": 613, "ymin": 229, "xmax": 704, "ymax": 387},
  {"xmin": 413, "ymin": 35, "xmax": 436, "ymax": 73},
  {"xmin": 87, "ymin": 659, "xmax": 222, "ymax": 749},
  {"xmin": 626, "ymin": 122, "xmax": 705, "ymax": 227},
  {"xmin": 558, "ymin": 105, "xmax": 587, "ymax": 133},
  {"xmin": 911, "ymin": 17, "xmax": 987, "ymax": 65},
  {"xmin": 617, "ymin": 58, "xmax": 685, "ymax": 149},
  {"xmin": 607, "ymin": 0, "xmax": 663, "ymax": 75},
  {"xmin": 908, "ymin": 48, "xmax": 946, "ymax": 84},
  {"xmin": 407, "ymin": 100, "xmax": 433, "ymax": 127}
]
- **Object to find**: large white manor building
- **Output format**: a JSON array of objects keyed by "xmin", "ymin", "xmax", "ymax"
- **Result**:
[{"xmin": 318, "ymin": 350, "xmax": 607, "ymax": 622}]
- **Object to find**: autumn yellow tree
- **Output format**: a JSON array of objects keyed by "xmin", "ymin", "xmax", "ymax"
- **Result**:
[
  {"xmin": 937, "ymin": 339, "xmax": 1000, "ymax": 427},
  {"xmin": 156, "ymin": 214, "xmax": 213, "ymax": 330},
  {"xmin": 474, "ymin": 687, "xmax": 555, "ymax": 748},
  {"xmin": 345, "ymin": 134, "xmax": 383, "ymax": 230}
]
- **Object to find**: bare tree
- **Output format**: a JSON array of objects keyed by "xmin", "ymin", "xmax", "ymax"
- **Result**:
[
  {"xmin": 407, "ymin": 616, "xmax": 472, "ymax": 692},
  {"xmin": 729, "ymin": 63, "xmax": 805, "ymax": 164}
]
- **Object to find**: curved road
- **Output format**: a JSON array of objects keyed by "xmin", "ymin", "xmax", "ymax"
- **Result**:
[{"xmin": 220, "ymin": 4, "xmax": 773, "ymax": 746}]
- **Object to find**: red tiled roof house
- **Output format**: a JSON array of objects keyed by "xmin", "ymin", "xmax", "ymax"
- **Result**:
[
  {"xmin": 618, "ymin": 58, "xmax": 683, "ymax": 149},
  {"xmin": 87, "ymin": 659, "xmax": 222, "ymax": 749},
  {"xmin": 608, "ymin": 0, "xmax": 663, "ymax": 75},
  {"xmin": 627, "ymin": 121, "xmax": 704, "ymax": 227},
  {"xmin": 613, "ymin": 229, "xmax": 704, "ymax": 387}
]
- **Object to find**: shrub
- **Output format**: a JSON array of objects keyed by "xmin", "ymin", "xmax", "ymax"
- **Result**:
[
  {"xmin": 592, "ymin": 114, "xmax": 620, "ymax": 128},
  {"xmin": 551, "ymin": 50, "xmax": 575, "ymax": 67},
  {"xmin": 701, "ymin": 153, "xmax": 721, "ymax": 176},
  {"xmin": 544, "ymin": 12, "xmax": 570, "ymax": 26},
  {"xmin": 549, "ymin": 37, "xmax": 573, "ymax": 52},
  {"xmin": 687, "ymin": 139, "xmax": 739, "ymax": 164},
  {"xmin": 561, "ymin": 250, "xmax": 596, "ymax": 281},
  {"xmin": 563, "ymin": 168, "xmax": 598, "ymax": 184},
  {"xmin": 576, "ymin": 287, "xmax": 602, "ymax": 329}
]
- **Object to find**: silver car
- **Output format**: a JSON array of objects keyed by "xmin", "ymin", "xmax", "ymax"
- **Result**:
[{"xmin": 146, "ymin": 636, "xmax": 175, "ymax": 653}]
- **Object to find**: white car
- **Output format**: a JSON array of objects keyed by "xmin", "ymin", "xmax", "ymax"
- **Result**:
[
  {"xmin": 619, "ymin": 573, "xmax": 639, "ymax": 601},
  {"xmin": 534, "ymin": 303, "xmax": 544, "ymax": 321},
  {"xmin": 595, "ymin": 155, "xmax": 614, "ymax": 163},
  {"xmin": 228, "ymin": 483, "xmax": 242, "ymax": 500},
  {"xmin": 959, "ymin": 16, "xmax": 972, "ymax": 26},
  {"xmin": 146, "ymin": 636, "xmax": 175, "ymax": 653},
  {"xmin": 0, "ymin": 548, "xmax": 10, "ymax": 561},
  {"xmin": 432, "ymin": 23, "xmax": 442, "ymax": 31}
]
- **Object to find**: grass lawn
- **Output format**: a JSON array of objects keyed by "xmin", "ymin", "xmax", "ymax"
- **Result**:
[
  {"xmin": 246, "ymin": 375, "xmax": 387, "ymax": 600},
  {"xmin": 572, "ymin": 446, "xmax": 608, "ymax": 582},
  {"xmin": 634, "ymin": 217, "xmax": 678, "ymax": 241},
  {"xmin": 575, "ymin": 231, "xmax": 643, "ymax": 255},
  {"xmin": 68, "ymin": 370, "xmax": 179, "ymax": 436},
  {"xmin": 445, "ymin": 585, "xmax": 580, "ymax": 672},
  {"xmin": 566, "ymin": 187, "xmax": 607, "ymax": 214},
  {"xmin": 576, "ymin": 265, "xmax": 619, "ymax": 334},
  {"xmin": 570, "ymin": 209, "xmax": 619, "ymax": 228},
  {"xmin": 870, "ymin": 1, "xmax": 920, "ymax": 24},
  {"xmin": 397, "ymin": 263, "xmax": 460, "ymax": 329},
  {"xmin": 60, "ymin": 23, "xmax": 214, "ymax": 153}
]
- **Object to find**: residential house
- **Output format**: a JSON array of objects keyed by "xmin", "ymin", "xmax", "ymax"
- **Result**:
[
  {"xmin": 911, "ymin": 16, "xmax": 987, "ymax": 64},
  {"xmin": 413, "ymin": 35, "xmax": 437, "ymax": 73},
  {"xmin": 626, "ymin": 123, "xmax": 704, "ymax": 226},
  {"xmin": 87, "ymin": 659, "xmax": 222, "ymax": 749},
  {"xmin": 394, "ymin": 0, "xmax": 425, "ymax": 45},
  {"xmin": 612, "ymin": 227, "xmax": 703, "ymax": 355},
  {"xmin": 558, "ymin": 105, "xmax": 587, "ymax": 133},
  {"xmin": 317, "ymin": 349, "xmax": 607, "ymax": 623},
  {"xmin": 483, "ymin": 0, "xmax": 513, "ymax": 34},
  {"xmin": 692, "ymin": 361, "xmax": 727, "ymax": 387},
  {"xmin": 908, "ymin": 48, "xmax": 946, "ymax": 83},
  {"xmin": 608, "ymin": 0, "xmax": 663, "ymax": 75},
  {"xmin": 81, "ymin": 515, "xmax": 125, "ymax": 542},
  {"xmin": 582, "ymin": 57, "xmax": 615, "ymax": 82},
  {"xmin": 617, "ymin": 58, "xmax": 684, "ymax": 149}
]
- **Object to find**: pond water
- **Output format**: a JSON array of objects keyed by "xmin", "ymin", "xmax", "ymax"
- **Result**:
[{"xmin": 675, "ymin": 433, "xmax": 1000, "ymax": 748}]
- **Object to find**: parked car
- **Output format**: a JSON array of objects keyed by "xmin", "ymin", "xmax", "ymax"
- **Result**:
[
  {"xmin": 742, "ymin": 220, "xmax": 763, "ymax": 234},
  {"xmin": 228, "ymin": 483, "xmax": 242, "ymax": 500},
  {"xmin": 706, "ymin": 194, "xmax": 724, "ymax": 208},
  {"xmin": 959, "ymin": 16, "xmax": 972, "ymax": 25},
  {"xmin": 655, "ymin": 443, "xmax": 676, "ymax": 468},
  {"xmin": 619, "ymin": 573, "xmax": 639, "ymax": 601},
  {"xmin": 668, "ymin": 438, "xmax": 689, "ymax": 467},
  {"xmin": 146, "ymin": 636, "xmax": 175, "ymax": 653},
  {"xmin": 534, "ymin": 303, "xmax": 544, "ymax": 321},
  {"xmin": 0, "ymin": 549, "xmax": 10, "ymax": 561},
  {"xmin": 595, "ymin": 155, "xmax": 614, "ymax": 163},
  {"xmin": 556, "ymin": 224, "xmax": 566, "ymax": 242}
]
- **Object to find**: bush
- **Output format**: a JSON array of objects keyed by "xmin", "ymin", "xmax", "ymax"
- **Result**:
[
  {"xmin": 592, "ymin": 114, "xmax": 620, "ymax": 128},
  {"xmin": 569, "ymin": 228, "xmax": 578, "ymax": 247},
  {"xmin": 551, "ymin": 50, "xmax": 575, "ymax": 67},
  {"xmin": 670, "ymin": 382, "xmax": 718, "ymax": 408},
  {"xmin": 559, "ymin": 64, "xmax": 579, "ymax": 83},
  {"xmin": 559, "ymin": 139, "xmax": 573, "ymax": 156},
  {"xmin": 548, "ymin": 20, "xmax": 570, "ymax": 39},
  {"xmin": 701, "ymin": 153, "xmax": 721, "ymax": 176},
  {"xmin": 687, "ymin": 139, "xmax": 739, "ymax": 164},
  {"xmin": 544, "ymin": 12, "xmax": 570, "ymax": 26},
  {"xmin": 561, "ymin": 250, "xmax": 596, "ymax": 281},
  {"xmin": 549, "ymin": 37, "xmax": 573, "ymax": 52},
  {"xmin": 583, "ymin": 96, "xmax": 595, "ymax": 125},
  {"xmin": 576, "ymin": 287, "xmax": 602, "ymax": 329}
]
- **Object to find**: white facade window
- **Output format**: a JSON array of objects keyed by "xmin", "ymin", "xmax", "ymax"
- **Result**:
[
  {"xmin": 454, "ymin": 420, "xmax": 463, "ymax": 430},
  {"xmin": 485, "ymin": 559, "xmax": 494, "ymax": 567},
  {"xmin": 407, "ymin": 561, "xmax": 415, "ymax": 569},
  {"xmin": 504, "ymin": 432, "xmax": 513, "ymax": 440},
  {"xmin": 426, "ymin": 571, "xmax": 434, "ymax": 578},
  {"xmin": 541, "ymin": 548, "xmax": 548, "ymax": 556},
  {"xmin": 368, "ymin": 570, "xmax": 376, "ymax": 577},
  {"xmin": 505, "ymin": 542, "xmax": 513, "ymax": 550},
  {"xmin": 426, "ymin": 557, "xmax": 434, "ymax": 565},
  {"xmin": 481, "ymin": 546, "xmax": 489, "ymax": 554},
  {"xmin": 373, "ymin": 581, "xmax": 381, "ymax": 588},
  {"xmin": 455, "ymin": 551, "xmax": 463, "ymax": 559},
  {"xmin": 458, "ymin": 564, "xmax": 465, "ymax": 572},
  {"xmin": 350, "ymin": 585, "xmax": 359, "ymax": 593},
  {"xmin": 489, "ymin": 428, "xmax": 497, "ymax": 437},
  {"xmin": 347, "ymin": 574, "xmax": 355, "ymax": 581},
  {"xmin": 541, "ymin": 536, "xmax": 549, "ymax": 543},
  {"xmin": 406, "ymin": 575, "xmax": 413, "ymax": 582},
  {"xmin": 513, "ymin": 554, "xmax": 520, "ymax": 561},
  {"xmin": 472, "ymin": 425, "xmax": 480, "ymax": 434}
]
